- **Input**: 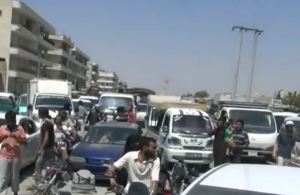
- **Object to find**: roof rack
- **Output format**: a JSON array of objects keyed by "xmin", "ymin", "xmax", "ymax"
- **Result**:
[{"xmin": 218, "ymin": 101, "xmax": 269, "ymax": 109}]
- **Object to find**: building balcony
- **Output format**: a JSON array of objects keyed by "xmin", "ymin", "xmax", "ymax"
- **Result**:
[{"xmin": 11, "ymin": 24, "xmax": 37, "ymax": 42}]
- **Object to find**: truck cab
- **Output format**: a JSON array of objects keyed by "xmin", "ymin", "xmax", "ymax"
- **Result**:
[
  {"xmin": 216, "ymin": 101, "xmax": 277, "ymax": 159},
  {"xmin": 158, "ymin": 107, "xmax": 214, "ymax": 167}
]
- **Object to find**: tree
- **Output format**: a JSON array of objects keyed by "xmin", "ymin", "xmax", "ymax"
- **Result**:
[
  {"xmin": 282, "ymin": 91, "xmax": 300, "ymax": 108},
  {"xmin": 194, "ymin": 90, "xmax": 209, "ymax": 98}
]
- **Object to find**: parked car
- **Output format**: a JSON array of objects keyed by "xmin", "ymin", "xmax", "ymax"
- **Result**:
[
  {"xmin": 0, "ymin": 113, "xmax": 40, "ymax": 169},
  {"xmin": 69, "ymin": 122, "xmax": 139, "ymax": 180},
  {"xmin": 273, "ymin": 112, "xmax": 298, "ymax": 132},
  {"xmin": 182, "ymin": 164, "xmax": 300, "ymax": 195}
]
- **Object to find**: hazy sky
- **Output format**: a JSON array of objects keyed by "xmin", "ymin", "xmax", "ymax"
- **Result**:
[{"xmin": 24, "ymin": 0, "xmax": 300, "ymax": 96}]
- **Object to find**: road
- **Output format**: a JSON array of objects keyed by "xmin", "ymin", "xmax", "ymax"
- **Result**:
[{"xmin": 6, "ymin": 127, "xmax": 270, "ymax": 194}]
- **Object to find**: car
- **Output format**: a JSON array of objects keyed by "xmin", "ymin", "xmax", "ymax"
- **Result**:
[
  {"xmin": 273, "ymin": 112, "xmax": 298, "ymax": 132},
  {"xmin": 79, "ymin": 95, "xmax": 99, "ymax": 106},
  {"xmin": 72, "ymin": 99, "xmax": 93, "ymax": 111},
  {"xmin": 0, "ymin": 113, "xmax": 40, "ymax": 169},
  {"xmin": 136, "ymin": 103, "xmax": 147, "ymax": 127},
  {"xmin": 182, "ymin": 164, "xmax": 300, "ymax": 195},
  {"xmin": 216, "ymin": 101, "xmax": 277, "ymax": 160},
  {"xmin": 98, "ymin": 93, "xmax": 136, "ymax": 121},
  {"xmin": 0, "ymin": 92, "xmax": 18, "ymax": 113},
  {"xmin": 69, "ymin": 122, "xmax": 139, "ymax": 180}
]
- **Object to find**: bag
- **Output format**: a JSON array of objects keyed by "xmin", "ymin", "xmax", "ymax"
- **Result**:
[{"xmin": 73, "ymin": 169, "xmax": 95, "ymax": 185}]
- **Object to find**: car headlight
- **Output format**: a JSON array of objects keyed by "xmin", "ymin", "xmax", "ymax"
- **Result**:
[
  {"xmin": 167, "ymin": 137, "xmax": 182, "ymax": 146},
  {"xmin": 70, "ymin": 156, "xmax": 86, "ymax": 163}
]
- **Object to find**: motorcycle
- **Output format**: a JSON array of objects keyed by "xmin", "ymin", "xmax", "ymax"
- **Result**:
[
  {"xmin": 169, "ymin": 156, "xmax": 200, "ymax": 195},
  {"xmin": 32, "ymin": 138, "xmax": 72, "ymax": 195},
  {"xmin": 106, "ymin": 182, "xmax": 150, "ymax": 195}
]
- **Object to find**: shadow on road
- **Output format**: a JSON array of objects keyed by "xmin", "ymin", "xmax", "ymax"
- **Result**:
[{"xmin": 20, "ymin": 163, "xmax": 35, "ymax": 183}]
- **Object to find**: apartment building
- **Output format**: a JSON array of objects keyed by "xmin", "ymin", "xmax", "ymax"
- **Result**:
[
  {"xmin": 0, "ymin": 0, "xmax": 89, "ymax": 94},
  {"xmin": 97, "ymin": 69, "xmax": 119, "ymax": 93}
]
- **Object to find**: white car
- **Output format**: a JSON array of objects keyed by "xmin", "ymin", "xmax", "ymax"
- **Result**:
[
  {"xmin": 79, "ymin": 95, "xmax": 99, "ymax": 106},
  {"xmin": 0, "ymin": 113, "xmax": 40, "ymax": 169},
  {"xmin": 182, "ymin": 164, "xmax": 300, "ymax": 195},
  {"xmin": 273, "ymin": 112, "xmax": 298, "ymax": 132}
]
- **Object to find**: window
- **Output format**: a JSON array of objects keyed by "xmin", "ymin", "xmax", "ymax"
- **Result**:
[{"xmin": 163, "ymin": 114, "xmax": 170, "ymax": 128}]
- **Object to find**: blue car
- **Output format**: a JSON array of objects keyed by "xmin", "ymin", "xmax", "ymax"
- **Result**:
[{"xmin": 70, "ymin": 122, "xmax": 139, "ymax": 180}]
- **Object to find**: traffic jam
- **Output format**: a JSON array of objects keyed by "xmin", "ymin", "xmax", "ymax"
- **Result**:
[{"xmin": 0, "ymin": 78, "xmax": 300, "ymax": 195}]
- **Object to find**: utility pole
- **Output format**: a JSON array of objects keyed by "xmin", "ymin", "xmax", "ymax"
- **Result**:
[
  {"xmin": 248, "ymin": 30, "xmax": 263, "ymax": 101},
  {"xmin": 164, "ymin": 79, "xmax": 169, "ymax": 95},
  {"xmin": 232, "ymin": 26, "xmax": 244, "ymax": 100},
  {"xmin": 232, "ymin": 26, "xmax": 263, "ymax": 101}
]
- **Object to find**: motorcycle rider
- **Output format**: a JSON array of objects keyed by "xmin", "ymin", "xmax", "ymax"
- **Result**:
[{"xmin": 107, "ymin": 137, "xmax": 160, "ymax": 195}]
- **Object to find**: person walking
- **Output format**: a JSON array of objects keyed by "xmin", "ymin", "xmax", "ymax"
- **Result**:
[
  {"xmin": 0, "ymin": 111, "xmax": 26, "ymax": 195},
  {"xmin": 210, "ymin": 117, "xmax": 228, "ymax": 167},
  {"xmin": 34, "ymin": 108, "xmax": 55, "ymax": 176},
  {"xmin": 273, "ymin": 120, "xmax": 298, "ymax": 166},
  {"xmin": 77, "ymin": 101, "xmax": 87, "ymax": 133}
]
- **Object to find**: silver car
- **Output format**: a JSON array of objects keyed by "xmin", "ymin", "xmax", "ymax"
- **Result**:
[{"xmin": 0, "ymin": 113, "xmax": 40, "ymax": 169}]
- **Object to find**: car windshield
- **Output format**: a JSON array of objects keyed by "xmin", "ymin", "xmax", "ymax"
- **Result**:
[
  {"xmin": 83, "ymin": 126, "xmax": 137, "ymax": 145},
  {"xmin": 73, "ymin": 101, "xmax": 93, "ymax": 110},
  {"xmin": 172, "ymin": 115, "xmax": 212, "ymax": 135},
  {"xmin": 81, "ymin": 98, "xmax": 98, "ymax": 105},
  {"xmin": 138, "ymin": 105, "xmax": 147, "ymax": 112},
  {"xmin": 275, "ymin": 115, "xmax": 286, "ymax": 131},
  {"xmin": 186, "ymin": 185, "xmax": 277, "ymax": 195},
  {"xmin": 0, "ymin": 97, "xmax": 14, "ymax": 112},
  {"xmin": 293, "ymin": 121, "xmax": 300, "ymax": 141},
  {"xmin": 35, "ymin": 96, "xmax": 72, "ymax": 109},
  {"xmin": 100, "ymin": 97, "xmax": 133, "ymax": 110},
  {"xmin": 18, "ymin": 95, "xmax": 27, "ymax": 105},
  {"xmin": 230, "ymin": 110, "xmax": 276, "ymax": 133}
]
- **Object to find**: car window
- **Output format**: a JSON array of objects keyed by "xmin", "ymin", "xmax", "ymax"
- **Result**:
[
  {"xmin": 99, "ymin": 96, "xmax": 133, "ymax": 110},
  {"xmin": 186, "ymin": 185, "xmax": 277, "ymax": 195},
  {"xmin": 173, "ymin": 115, "xmax": 212, "ymax": 134},
  {"xmin": 275, "ymin": 116, "xmax": 286, "ymax": 131},
  {"xmin": 20, "ymin": 119, "xmax": 36, "ymax": 135},
  {"xmin": 0, "ymin": 119, "xmax": 5, "ymax": 126},
  {"xmin": 84, "ymin": 126, "xmax": 137, "ymax": 145},
  {"xmin": 163, "ymin": 114, "xmax": 170, "ymax": 128}
]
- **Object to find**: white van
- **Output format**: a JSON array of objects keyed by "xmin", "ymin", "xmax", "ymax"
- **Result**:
[
  {"xmin": 158, "ymin": 107, "xmax": 214, "ymax": 167},
  {"xmin": 216, "ymin": 102, "xmax": 277, "ymax": 159},
  {"xmin": 98, "ymin": 93, "xmax": 135, "ymax": 120}
]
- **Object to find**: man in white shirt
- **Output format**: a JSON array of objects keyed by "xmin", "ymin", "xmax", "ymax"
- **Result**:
[{"xmin": 107, "ymin": 137, "xmax": 160, "ymax": 195}]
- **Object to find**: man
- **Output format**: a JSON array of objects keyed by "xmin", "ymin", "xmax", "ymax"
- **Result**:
[
  {"xmin": 34, "ymin": 108, "xmax": 55, "ymax": 176},
  {"xmin": 77, "ymin": 101, "xmax": 87, "ymax": 133},
  {"xmin": 210, "ymin": 117, "xmax": 227, "ymax": 167},
  {"xmin": 86, "ymin": 107, "xmax": 100, "ymax": 126},
  {"xmin": 128, "ymin": 105, "xmax": 136, "ymax": 124},
  {"xmin": 273, "ymin": 120, "xmax": 297, "ymax": 166},
  {"xmin": 107, "ymin": 137, "xmax": 160, "ymax": 195},
  {"xmin": 0, "ymin": 111, "xmax": 26, "ymax": 195},
  {"xmin": 227, "ymin": 119, "xmax": 250, "ymax": 163}
]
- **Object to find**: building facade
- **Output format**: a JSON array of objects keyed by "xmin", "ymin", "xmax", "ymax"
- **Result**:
[
  {"xmin": 0, "ymin": 0, "xmax": 89, "ymax": 94},
  {"xmin": 97, "ymin": 69, "xmax": 119, "ymax": 93}
]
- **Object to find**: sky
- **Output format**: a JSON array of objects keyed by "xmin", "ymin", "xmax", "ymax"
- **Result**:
[{"xmin": 23, "ymin": 0, "xmax": 300, "ymax": 96}]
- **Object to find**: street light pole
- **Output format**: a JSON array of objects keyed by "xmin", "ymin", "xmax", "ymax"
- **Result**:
[{"xmin": 248, "ymin": 30, "xmax": 262, "ymax": 101}]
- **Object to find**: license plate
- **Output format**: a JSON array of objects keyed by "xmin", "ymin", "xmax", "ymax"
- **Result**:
[
  {"xmin": 248, "ymin": 151, "xmax": 257, "ymax": 157},
  {"xmin": 185, "ymin": 153, "xmax": 202, "ymax": 158}
]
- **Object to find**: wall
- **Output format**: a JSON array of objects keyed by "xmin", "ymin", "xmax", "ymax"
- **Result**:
[{"xmin": 0, "ymin": 0, "xmax": 13, "ymax": 91}]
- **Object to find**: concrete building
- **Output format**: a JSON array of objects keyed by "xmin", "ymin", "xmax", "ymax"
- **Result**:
[
  {"xmin": 0, "ymin": 0, "xmax": 89, "ymax": 94},
  {"xmin": 86, "ymin": 61, "xmax": 99, "ymax": 88},
  {"xmin": 97, "ymin": 69, "xmax": 119, "ymax": 93}
]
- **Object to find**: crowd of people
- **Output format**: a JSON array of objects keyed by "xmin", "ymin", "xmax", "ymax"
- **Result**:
[{"xmin": 0, "ymin": 106, "xmax": 298, "ymax": 194}]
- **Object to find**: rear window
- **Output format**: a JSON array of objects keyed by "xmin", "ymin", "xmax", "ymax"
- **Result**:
[
  {"xmin": 186, "ymin": 185, "xmax": 277, "ymax": 195},
  {"xmin": 99, "ymin": 96, "xmax": 133, "ymax": 110},
  {"xmin": 229, "ymin": 110, "xmax": 276, "ymax": 133}
]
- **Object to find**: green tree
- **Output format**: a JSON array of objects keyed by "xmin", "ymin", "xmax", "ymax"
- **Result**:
[
  {"xmin": 194, "ymin": 90, "xmax": 209, "ymax": 98},
  {"xmin": 282, "ymin": 91, "xmax": 300, "ymax": 108}
]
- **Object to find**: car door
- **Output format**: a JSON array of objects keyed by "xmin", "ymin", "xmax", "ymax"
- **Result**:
[
  {"xmin": 159, "ymin": 113, "xmax": 170, "ymax": 147},
  {"xmin": 19, "ymin": 119, "xmax": 40, "ymax": 168}
]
